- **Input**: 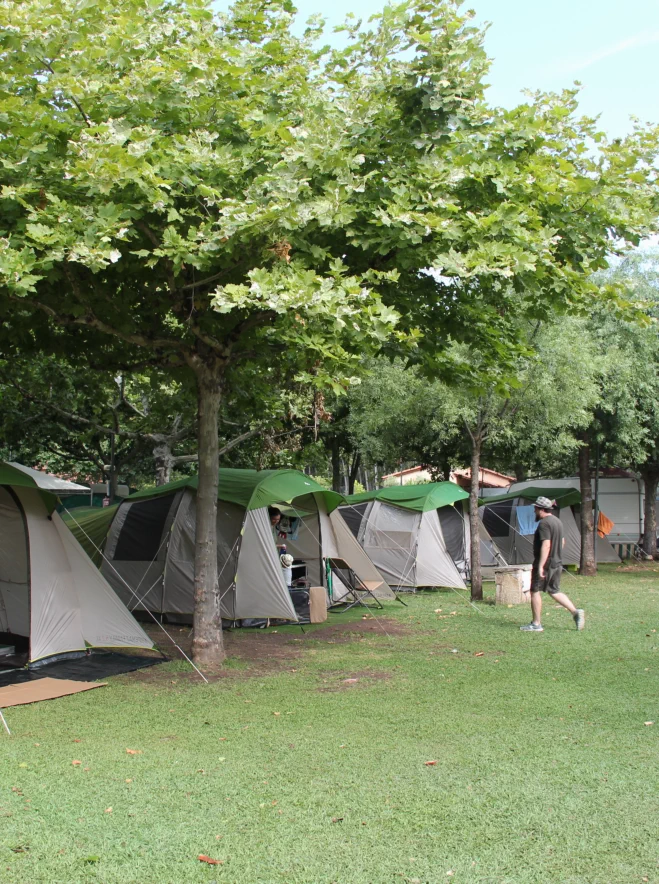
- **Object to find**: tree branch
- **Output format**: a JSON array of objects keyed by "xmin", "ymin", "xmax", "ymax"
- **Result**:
[{"xmin": 12, "ymin": 295, "xmax": 187, "ymax": 353}]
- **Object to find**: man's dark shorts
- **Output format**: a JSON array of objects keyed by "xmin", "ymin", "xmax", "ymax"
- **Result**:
[{"xmin": 531, "ymin": 565, "xmax": 562, "ymax": 595}]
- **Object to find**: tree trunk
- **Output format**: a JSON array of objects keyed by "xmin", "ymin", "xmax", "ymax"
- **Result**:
[
  {"xmin": 348, "ymin": 452, "xmax": 361, "ymax": 495},
  {"xmin": 514, "ymin": 463, "xmax": 527, "ymax": 483},
  {"xmin": 578, "ymin": 444, "xmax": 596, "ymax": 576},
  {"xmin": 153, "ymin": 443, "xmax": 174, "ymax": 486},
  {"xmin": 469, "ymin": 435, "xmax": 483, "ymax": 601},
  {"xmin": 331, "ymin": 439, "xmax": 342, "ymax": 493},
  {"xmin": 640, "ymin": 466, "xmax": 659, "ymax": 558},
  {"xmin": 441, "ymin": 456, "xmax": 451, "ymax": 482},
  {"xmin": 191, "ymin": 367, "xmax": 225, "ymax": 667}
]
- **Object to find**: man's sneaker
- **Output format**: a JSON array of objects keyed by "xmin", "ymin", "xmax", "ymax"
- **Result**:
[
  {"xmin": 520, "ymin": 623, "xmax": 544, "ymax": 632},
  {"xmin": 573, "ymin": 609, "xmax": 585, "ymax": 630}
]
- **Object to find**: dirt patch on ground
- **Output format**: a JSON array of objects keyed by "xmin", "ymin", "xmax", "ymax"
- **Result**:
[
  {"xmin": 121, "ymin": 618, "xmax": 407, "ymax": 685},
  {"xmin": 303, "ymin": 618, "xmax": 412, "ymax": 643},
  {"xmin": 316, "ymin": 670, "xmax": 393, "ymax": 693}
]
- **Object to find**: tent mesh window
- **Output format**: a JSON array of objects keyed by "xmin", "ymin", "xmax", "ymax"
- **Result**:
[
  {"xmin": 113, "ymin": 495, "xmax": 176, "ymax": 562},
  {"xmin": 437, "ymin": 503, "xmax": 467, "ymax": 564},
  {"xmin": 341, "ymin": 502, "xmax": 369, "ymax": 539},
  {"xmin": 482, "ymin": 499, "xmax": 514, "ymax": 538}
]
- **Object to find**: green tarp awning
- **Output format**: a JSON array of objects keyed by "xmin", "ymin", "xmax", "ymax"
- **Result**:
[
  {"xmin": 347, "ymin": 482, "xmax": 469, "ymax": 513},
  {"xmin": 129, "ymin": 469, "xmax": 345, "ymax": 513},
  {"xmin": 61, "ymin": 505, "xmax": 120, "ymax": 564},
  {"xmin": 479, "ymin": 486, "xmax": 582, "ymax": 508}
]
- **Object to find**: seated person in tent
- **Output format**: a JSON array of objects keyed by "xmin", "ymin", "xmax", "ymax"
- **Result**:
[{"xmin": 268, "ymin": 507, "xmax": 288, "ymax": 552}]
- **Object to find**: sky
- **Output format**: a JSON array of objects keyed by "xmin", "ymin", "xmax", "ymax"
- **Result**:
[{"xmin": 218, "ymin": 0, "xmax": 659, "ymax": 138}]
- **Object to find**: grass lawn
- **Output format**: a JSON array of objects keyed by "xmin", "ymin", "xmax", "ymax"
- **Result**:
[{"xmin": 1, "ymin": 565, "xmax": 658, "ymax": 884}]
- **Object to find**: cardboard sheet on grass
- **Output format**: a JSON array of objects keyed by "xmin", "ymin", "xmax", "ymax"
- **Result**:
[{"xmin": 0, "ymin": 676, "xmax": 106, "ymax": 708}]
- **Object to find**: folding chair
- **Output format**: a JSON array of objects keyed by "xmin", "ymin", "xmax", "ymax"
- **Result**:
[{"xmin": 325, "ymin": 557, "xmax": 384, "ymax": 612}]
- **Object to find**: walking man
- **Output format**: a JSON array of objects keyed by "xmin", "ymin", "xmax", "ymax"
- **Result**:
[{"xmin": 521, "ymin": 496, "xmax": 585, "ymax": 632}]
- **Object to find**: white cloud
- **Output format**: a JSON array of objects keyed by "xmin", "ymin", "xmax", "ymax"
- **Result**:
[{"xmin": 556, "ymin": 29, "xmax": 659, "ymax": 75}]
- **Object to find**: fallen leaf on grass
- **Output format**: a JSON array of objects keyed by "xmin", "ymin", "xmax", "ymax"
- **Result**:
[
  {"xmin": 71, "ymin": 760, "xmax": 82, "ymax": 766},
  {"xmin": 644, "ymin": 721, "xmax": 654, "ymax": 726},
  {"xmin": 125, "ymin": 749, "xmax": 142, "ymax": 755},
  {"xmin": 343, "ymin": 678, "xmax": 359, "ymax": 684},
  {"xmin": 424, "ymin": 760, "xmax": 438, "ymax": 766},
  {"xmin": 73, "ymin": 739, "xmax": 81, "ymax": 743},
  {"xmin": 18, "ymin": 763, "xmax": 28, "ymax": 769},
  {"xmin": 474, "ymin": 652, "xmax": 484, "ymax": 657},
  {"xmin": 125, "ymin": 779, "xmax": 133, "ymax": 783},
  {"xmin": 273, "ymin": 712, "xmax": 281, "ymax": 716},
  {"xmin": 104, "ymin": 807, "xmax": 112, "ymax": 814},
  {"xmin": 198, "ymin": 855, "xmax": 223, "ymax": 865}
]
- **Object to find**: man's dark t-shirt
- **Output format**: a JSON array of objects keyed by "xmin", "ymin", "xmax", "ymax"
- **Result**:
[{"xmin": 533, "ymin": 513, "xmax": 563, "ymax": 567}]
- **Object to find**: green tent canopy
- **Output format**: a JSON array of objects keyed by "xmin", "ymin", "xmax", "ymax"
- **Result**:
[
  {"xmin": 478, "ymin": 486, "xmax": 582, "ymax": 508},
  {"xmin": 130, "ymin": 469, "xmax": 344, "ymax": 513},
  {"xmin": 348, "ymin": 482, "xmax": 469, "ymax": 513},
  {"xmin": 0, "ymin": 460, "xmax": 58, "ymax": 512},
  {"xmin": 61, "ymin": 504, "xmax": 120, "ymax": 565}
]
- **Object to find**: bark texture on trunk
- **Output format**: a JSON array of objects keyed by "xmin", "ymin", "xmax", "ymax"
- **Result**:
[
  {"xmin": 640, "ymin": 466, "xmax": 659, "ymax": 558},
  {"xmin": 578, "ymin": 444, "xmax": 596, "ymax": 576},
  {"xmin": 469, "ymin": 437, "xmax": 483, "ymax": 601},
  {"xmin": 331, "ymin": 439, "xmax": 342, "ymax": 493},
  {"xmin": 348, "ymin": 452, "xmax": 361, "ymax": 495},
  {"xmin": 153, "ymin": 443, "xmax": 174, "ymax": 486},
  {"xmin": 514, "ymin": 463, "xmax": 527, "ymax": 483},
  {"xmin": 191, "ymin": 367, "xmax": 225, "ymax": 667}
]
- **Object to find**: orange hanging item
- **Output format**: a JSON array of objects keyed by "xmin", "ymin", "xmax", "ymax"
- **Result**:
[{"xmin": 597, "ymin": 510, "xmax": 614, "ymax": 538}]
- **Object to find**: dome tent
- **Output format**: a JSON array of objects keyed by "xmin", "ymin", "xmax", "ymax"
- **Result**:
[
  {"xmin": 341, "ymin": 483, "xmax": 504, "ymax": 590},
  {"xmin": 76, "ymin": 469, "xmax": 393, "ymax": 622},
  {"xmin": 0, "ymin": 462, "xmax": 153, "ymax": 664},
  {"xmin": 479, "ymin": 486, "xmax": 620, "ymax": 565}
]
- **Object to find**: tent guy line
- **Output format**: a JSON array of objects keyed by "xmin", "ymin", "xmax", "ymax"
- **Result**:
[{"xmin": 60, "ymin": 506, "xmax": 209, "ymax": 683}]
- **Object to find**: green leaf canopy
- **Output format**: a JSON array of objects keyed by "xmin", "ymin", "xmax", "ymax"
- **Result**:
[{"xmin": 348, "ymin": 482, "xmax": 469, "ymax": 512}]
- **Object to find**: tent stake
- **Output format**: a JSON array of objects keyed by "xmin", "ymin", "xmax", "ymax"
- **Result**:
[{"xmin": 0, "ymin": 708, "xmax": 10, "ymax": 735}]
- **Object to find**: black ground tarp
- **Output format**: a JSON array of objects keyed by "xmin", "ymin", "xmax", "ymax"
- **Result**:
[{"xmin": 0, "ymin": 652, "xmax": 165, "ymax": 689}]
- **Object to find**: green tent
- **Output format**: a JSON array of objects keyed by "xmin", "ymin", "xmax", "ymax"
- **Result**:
[
  {"xmin": 348, "ymin": 482, "xmax": 468, "ymax": 513},
  {"xmin": 71, "ymin": 468, "xmax": 391, "ymax": 623},
  {"xmin": 341, "ymin": 482, "xmax": 502, "ymax": 590},
  {"xmin": 479, "ymin": 486, "xmax": 620, "ymax": 565},
  {"xmin": 478, "ymin": 486, "xmax": 582, "ymax": 508},
  {"xmin": 129, "ymin": 469, "xmax": 345, "ymax": 513}
]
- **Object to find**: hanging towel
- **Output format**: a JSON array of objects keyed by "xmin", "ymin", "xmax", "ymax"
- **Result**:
[
  {"xmin": 597, "ymin": 510, "xmax": 614, "ymax": 538},
  {"xmin": 516, "ymin": 505, "xmax": 537, "ymax": 535}
]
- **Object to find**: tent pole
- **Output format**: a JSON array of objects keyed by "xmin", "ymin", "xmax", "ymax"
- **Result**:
[{"xmin": 0, "ymin": 708, "xmax": 10, "ymax": 735}]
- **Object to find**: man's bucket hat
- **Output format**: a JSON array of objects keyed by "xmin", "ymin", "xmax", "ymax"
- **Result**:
[{"xmin": 533, "ymin": 496, "xmax": 555, "ymax": 510}]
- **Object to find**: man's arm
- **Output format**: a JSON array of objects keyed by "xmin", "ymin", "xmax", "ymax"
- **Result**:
[{"xmin": 538, "ymin": 539, "xmax": 551, "ymax": 577}]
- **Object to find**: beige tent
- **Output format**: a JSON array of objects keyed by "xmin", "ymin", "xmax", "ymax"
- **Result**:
[{"xmin": 0, "ymin": 462, "xmax": 153, "ymax": 664}]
